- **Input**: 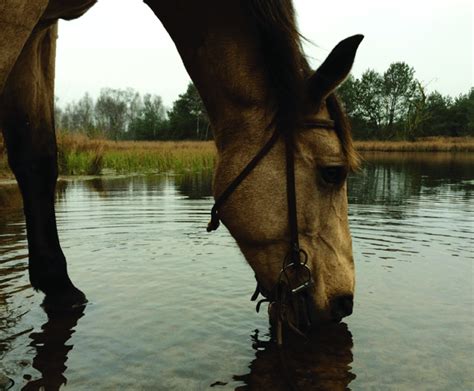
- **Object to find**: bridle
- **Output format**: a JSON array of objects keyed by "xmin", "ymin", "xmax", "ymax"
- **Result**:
[{"xmin": 207, "ymin": 117, "xmax": 336, "ymax": 344}]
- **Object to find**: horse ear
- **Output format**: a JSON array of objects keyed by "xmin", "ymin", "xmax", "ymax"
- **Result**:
[{"xmin": 308, "ymin": 34, "xmax": 364, "ymax": 104}]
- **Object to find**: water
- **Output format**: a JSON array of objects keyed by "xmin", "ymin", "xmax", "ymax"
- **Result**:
[{"xmin": 0, "ymin": 153, "xmax": 473, "ymax": 390}]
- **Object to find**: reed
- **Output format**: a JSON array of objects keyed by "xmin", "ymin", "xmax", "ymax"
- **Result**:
[
  {"xmin": 56, "ymin": 132, "xmax": 105, "ymax": 175},
  {"xmin": 57, "ymin": 132, "xmax": 216, "ymax": 175},
  {"xmin": 354, "ymin": 137, "xmax": 474, "ymax": 152}
]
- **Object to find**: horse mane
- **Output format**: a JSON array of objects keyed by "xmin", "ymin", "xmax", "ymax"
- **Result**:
[
  {"xmin": 247, "ymin": 0, "xmax": 310, "ymax": 132},
  {"xmin": 247, "ymin": 0, "xmax": 359, "ymax": 170}
]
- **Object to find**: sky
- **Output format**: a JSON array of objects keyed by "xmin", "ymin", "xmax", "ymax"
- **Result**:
[{"xmin": 55, "ymin": 0, "xmax": 473, "ymax": 108}]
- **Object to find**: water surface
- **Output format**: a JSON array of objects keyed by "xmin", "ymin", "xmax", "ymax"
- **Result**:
[{"xmin": 1, "ymin": 153, "xmax": 473, "ymax": 390}]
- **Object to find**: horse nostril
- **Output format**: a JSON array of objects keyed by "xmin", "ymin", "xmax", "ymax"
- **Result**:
[{"xmin": 331, "ymin": 294, "xmax": 354, "ymax": 320}]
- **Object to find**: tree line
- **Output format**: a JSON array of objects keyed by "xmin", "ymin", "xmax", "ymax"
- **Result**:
[
  {"xmin": 337, "ymin": 62, "xmax": 473, "ymax": 140},
  {"xmin": 56, "ymin": 83, "xmax": 210, "ymax": 141},
  {"xmin": 56, "ymin": 62, "xmax": 473, "ymax": 141}
]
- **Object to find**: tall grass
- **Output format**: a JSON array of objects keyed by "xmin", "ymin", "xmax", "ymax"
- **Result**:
[
  {"xmin": 0, "ymin": 132, "xmax": 472, "ymax": 179},
  {"xmin": 57, "ymin": 132, "xmax": 216, "ymax": 175},
  {"xmin": 57, "ymin": 132, "xmax": 104, "ymax": 175},
  {"xmin": 1, "ymin": 132, "xmax": 216, "ymax": 177}
]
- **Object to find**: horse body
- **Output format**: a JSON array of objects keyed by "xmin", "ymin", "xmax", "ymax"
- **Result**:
[
  {"xmin": 0, "ymin": 0, "xmax": 94, "ymax": 90},
  {"xmin": 0, "ymin": 0, "xmax": 362, "ymax": 324}
]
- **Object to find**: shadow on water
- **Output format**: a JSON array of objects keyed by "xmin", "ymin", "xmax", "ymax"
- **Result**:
[{"xmin": 234, "ymin": 323, "xmax": 354, "ymax": 391}]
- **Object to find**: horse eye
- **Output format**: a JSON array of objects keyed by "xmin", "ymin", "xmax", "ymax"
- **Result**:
[{"xmin": 319, "ymin": 166, "xmax": 348, "ymax": 185}]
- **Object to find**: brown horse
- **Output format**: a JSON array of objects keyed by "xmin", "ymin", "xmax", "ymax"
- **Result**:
[{"xmin": 0, "ymin": 0, "xmax": 362, "ymax": 326}]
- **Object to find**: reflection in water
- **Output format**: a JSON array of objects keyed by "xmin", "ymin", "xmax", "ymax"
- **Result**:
[
  {"xmin": 235, "ymin": 323, "xmax": 354, "ymax": 391},
  {"xmin": 84, "ymin": 178, "xmax": 107, "ymax": 197},
  {"xmin": 351, "ymin": 152, "xmax": 473, "ymax": 206},
  {"xmin": 78, "ymin": 171, "xmax": 214, "ymax": 200},
  {"xmin": 0, "ymin": 184, "xmax": 30, "ymax": 365},
  {"xmin": 175, "ymin": 170, "xmax": 213, "ymax": 199},
  {"xmin": 0, "ymin": 153, "xmax": 473, "ymax": 390},
  {"xmin": 22, "ymin": 308, "xmax": 85, "ymax": 391}
]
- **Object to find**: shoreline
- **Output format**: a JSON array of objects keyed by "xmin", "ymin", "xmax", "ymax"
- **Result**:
[{"xmin": 1, "ymin": 136, "xmax": 472, "ymax": 179}]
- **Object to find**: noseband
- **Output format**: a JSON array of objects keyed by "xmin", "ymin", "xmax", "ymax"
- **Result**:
[{"xmin": 207, "ymin": 118, "xmax": 336, "ymax": 343}]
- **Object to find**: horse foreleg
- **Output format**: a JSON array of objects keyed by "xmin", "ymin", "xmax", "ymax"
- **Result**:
[{"xmin": 1, "ymin": 23, "xmax": 86, "ymax": 311}]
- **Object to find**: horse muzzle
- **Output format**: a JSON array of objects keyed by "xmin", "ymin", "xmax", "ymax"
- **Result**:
[{"xmin": 329, "ymin": 294, "xmax": 354, "ymax": 322}]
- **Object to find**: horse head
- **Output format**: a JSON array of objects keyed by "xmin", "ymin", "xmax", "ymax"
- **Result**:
[{"xmin": 211, "ymin": 35, "xmax": 363, "ymax": 329}]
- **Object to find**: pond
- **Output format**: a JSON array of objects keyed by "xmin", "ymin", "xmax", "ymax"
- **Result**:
[{"xmin": 1, "ymin": 152, "xmax": 473, "ymax": 390}]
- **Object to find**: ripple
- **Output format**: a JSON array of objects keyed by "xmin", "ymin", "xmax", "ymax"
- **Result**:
[{"xmin": 1, "ymin": 162, "xmax": 473, "ymax": 390}]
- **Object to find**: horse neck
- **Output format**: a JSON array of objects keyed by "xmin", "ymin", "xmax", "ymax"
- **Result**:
[{"xmin": 146, "ymin": 1, "xmax": 273, "ymax": 151}]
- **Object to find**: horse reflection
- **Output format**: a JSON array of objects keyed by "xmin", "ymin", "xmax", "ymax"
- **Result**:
[
  {"xmin": 22, "ymin": 308, "xmax": 84, "ymax": 391},
  {"xmin": 235, "ymin": 323, "xmax": 355, "ymax": 391}
]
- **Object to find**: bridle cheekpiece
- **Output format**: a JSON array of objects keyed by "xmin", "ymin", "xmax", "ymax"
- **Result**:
[{"xmin": 207, "ymin": 118, "xmax": 336, "ymax": 343}]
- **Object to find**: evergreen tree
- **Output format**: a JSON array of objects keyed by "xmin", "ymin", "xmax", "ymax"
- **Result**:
[{"xmin": 167, "ymin": 83, "xmax": 210, "ymax": 140}]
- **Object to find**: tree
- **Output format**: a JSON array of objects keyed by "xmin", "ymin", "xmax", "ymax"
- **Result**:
[
  {"xmin": 337, "ymin": 75, "xmax": 358, "ymax": 116},
  {"xmin": 56, "ymin": 93, "xmax": 96, "ymax": 135},
  {"xmin": 73, "ymin": 93, "xmax": 96, "ymax": 135},
  {"xmin": 382, "ymin": 62, "xmax": 418, "ymax": 136},
  {"xmin": 167, "ymin": 83, "xmax": 210, "ymax": 140},
  {"xmin": 95, "ymin": 88, "xmax": 140, "ymax": 140},
  {"xmin": 350, "ymin": 69, "xmax": 385, "ymax": 136},
  {"xmin": 338, "ymin": 63, "xmax": 426, "ymax": 139},
  {"xmin": 419, "ymin": 91, "xmax": 452, "ymax": 136},
  {"xmin": 338, "ymin": 75, "xmax": 371, "ymax": 139},
  {"xmin": 449, "ymin": 89, "xmax": 474, "ymax": 136},
  {"xmin": 129, "ymin": 94, "xmax": 167, "ymax": 140},
  {"xmin": 404, "ymin": 81, "xmax": 428, "ymax": 140}
]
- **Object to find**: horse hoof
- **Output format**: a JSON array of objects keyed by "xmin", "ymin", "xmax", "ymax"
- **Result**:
[{"xmin": 41, "ymin": 286, "xmax": 88, "ymax": 314}]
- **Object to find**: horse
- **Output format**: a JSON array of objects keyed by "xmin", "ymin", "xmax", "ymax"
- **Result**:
[{"xmin": 0, "ymin": 0, "xmax": 362, "ymax": 330}]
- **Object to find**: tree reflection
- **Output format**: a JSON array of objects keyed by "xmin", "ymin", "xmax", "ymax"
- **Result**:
[
  {"xmin": 175, "ymin": 171, "xmax": 213, "ymax": 199},
  {"xmin": 235, "ymin": 323, "xmax": 355, "ymax": 391},
  {"xmin": 349, "ymin": 152, "xmax": 474, "ymax": 207}
]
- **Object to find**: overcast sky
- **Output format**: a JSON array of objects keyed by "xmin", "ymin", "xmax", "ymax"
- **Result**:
[{"xmin": 55, "ymin": 0, "xmax": 473, "ymax": 108}]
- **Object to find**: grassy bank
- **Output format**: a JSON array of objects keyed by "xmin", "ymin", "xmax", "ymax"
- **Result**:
[
  {"xmin": 0, "ymin": 133, "xmax": 473, "ymax": 178},
  {"xmin": 56, "ymin": 133, "xmax": 216, "ymax": 176}
]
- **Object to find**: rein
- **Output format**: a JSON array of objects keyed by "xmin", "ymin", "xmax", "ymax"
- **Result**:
[{"xmin": 207, "ymin": 118, "xmax": 336, "ymax": 344}]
